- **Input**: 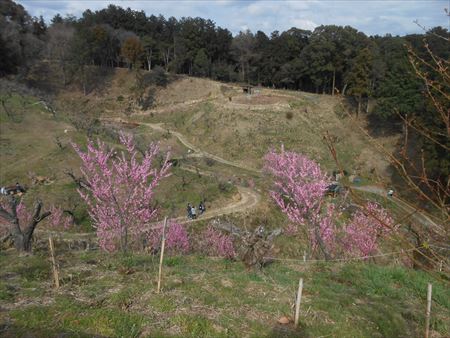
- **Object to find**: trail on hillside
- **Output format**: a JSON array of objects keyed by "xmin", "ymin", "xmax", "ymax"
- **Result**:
[
  {"xmin": 352, "ymin": 185, "xmax": 442, "ymax": 231},
  {"xmin": 35, "ymin": 119, "xmax": 263, "ymax": 241},
  {"xmin": 105, "ymin": 117, "xmax": 261, "ymax": 174},
  {"xmin": 104, "ymin": 117, "xmax": 440, "ymax": 231}
]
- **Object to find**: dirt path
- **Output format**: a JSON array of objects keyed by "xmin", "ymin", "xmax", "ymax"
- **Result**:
[
  {"xmin": 36, "ymin": 119, "xmax": 263, "ymax": 241},
  {"xmin": 171, "ymin": 186, "xmax": 260, "ymax": 225},
  {"xmin": 37, "ymin": 184, "xmax": 260, "ymax": 241},
  {"xmin": 352, "ymin": 185, "xmax": 443, "ymax": 231},
  {"xmin": 105, "ymin": 117, "xmax": 261, "ymax": 174},
  {"xmin": 132, "ymin": 97, "xmax": 216, "ymax": 117}
]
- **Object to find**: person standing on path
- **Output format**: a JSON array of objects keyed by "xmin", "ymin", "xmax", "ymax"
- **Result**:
[{"xmin": 187, "ymin": 203, "xmax": 192, "ymax": 219}]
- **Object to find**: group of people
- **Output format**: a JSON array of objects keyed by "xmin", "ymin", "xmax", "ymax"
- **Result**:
[
  {"xmin": 187, "ymin": 201, "xmax": 206, "ymax": 219},
  {"xmin": 0, "ymin": 182, "xmax": 25, "ymax": 195}
]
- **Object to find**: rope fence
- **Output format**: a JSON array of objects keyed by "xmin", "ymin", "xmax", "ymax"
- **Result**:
[{"xmin": 263, "ymin": 244, "xmax": 450, "ymax": 265}]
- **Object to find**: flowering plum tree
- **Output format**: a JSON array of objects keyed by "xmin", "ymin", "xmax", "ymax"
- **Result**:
[
  {"xmin": 198, "ymin": 225, "xmax": 236, "ymax": 259},
  {"xmin": 265, "ymin": 146, "xmax": 394, "ymax": 259},
  {"xmin": 264, "ymin": 146, "xmax": 333, "ymax": 258},
  {"xmin": 73, "ymin": 132, "xmax": 171, "ymax": 252},
  {"xmin": 147, "ymin": 220, "xmax": 190, "ymax": 254},
  {"xmin": 48, "ymin": 205, "xmax": 73, "ymax": 230},
  {"xmin": 343, "ymin": 202, "xmax": 394, "ymax": 256}
]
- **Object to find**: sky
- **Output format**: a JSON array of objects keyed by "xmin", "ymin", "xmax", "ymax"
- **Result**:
[{"xmin": 17, "ymin": 0, "xmax": 450, "ymax": 36}]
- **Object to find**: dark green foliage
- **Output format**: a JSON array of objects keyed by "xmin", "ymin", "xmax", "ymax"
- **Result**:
[
  {"xmin": 143, "ymin": 66, "xmax": 169, "ymax": 87},
  {"xmin": 193, "ymin": 48, "xmax": 210, "ymax": 77},
  {"xmin": 138, "ymin": 88, "xmax": 155, "ymax": 110},
  {"xmin": 0, "ymin": 1, "xmax": 448, "ymax": 201},
  {"xmin": 370, "ymin": 37, "xmax": 423, "ymax": 122}
]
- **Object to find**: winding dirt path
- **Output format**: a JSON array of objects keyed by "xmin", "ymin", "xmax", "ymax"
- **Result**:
[
  {"xmin": 352, "ymin": 185, "xmax": 443, "ymax": 231},
  {"xmin": 104, "ymin": 117, "xmax": 260, "ymax": 174},
  {"xmin": 35, "ymin": 118, "xmax": 263, "ymax": 240}
]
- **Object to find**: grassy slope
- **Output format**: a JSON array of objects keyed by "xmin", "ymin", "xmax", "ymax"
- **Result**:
[
  {"xmin": 0, "ymin": 249, "xmax": 448, "ymax": 337},
  {"xmin": 0, "ymin": 91, "xmax": 237, "ymax": 229},
  {"xmin": 140, "ymin": 80, "xmax": 398, "ymax": 178},
  {"xmin": 1, "ymin": 71, "xmax": 448, "ymax": 337}
]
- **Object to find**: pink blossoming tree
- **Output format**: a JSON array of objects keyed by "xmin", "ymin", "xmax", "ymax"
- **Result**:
[
  {"xmin": 265, "ymin": 146, "xmax": 394, "ymax": 260},
  {"xmin": 73, "ymin": 132, "xmax": 171, "ymax": 252},
  {"xmin": 198, "ymin": 225, "xmax": 236, "ymax": 259},
  {"xmin": 147, "ymin": 220, "xmax": 190, "ymax": 254},
  {"xmin": 48, "ymin": 205, "xmax": 73, "ymax": 230},
  {"xmin": 343, "ymin": 202, "xmax": 394, "ymax": 257},
  {"xmin": 264, "ymin": 146, "xmax": 333, "ymax": 259}
]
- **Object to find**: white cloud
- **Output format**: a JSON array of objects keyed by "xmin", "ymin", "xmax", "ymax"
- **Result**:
[
  {"xmin": 17, "ymin": 0, "xmax": 449, "ymax": 36},
  {"xmin": 291, "ymin": 18, "xmax": 317, "ymax": 31}
]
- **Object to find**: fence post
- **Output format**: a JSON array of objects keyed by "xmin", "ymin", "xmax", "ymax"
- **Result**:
[
  {"xmin": 48, "ymin": 236, "xmax": 60, "ymax": 289},
  {"xmin": 425, "ymin": 283, "xmax": 432, "ymax": 338},
  {"xmin": 157, "ymin": 217, "xmax": 168, "ymax": 293},
  {"xmin": 294, "ymin": 278, "xmax": 303, "ymax": 327}
]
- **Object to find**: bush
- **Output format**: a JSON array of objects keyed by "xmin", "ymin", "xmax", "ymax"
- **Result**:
[
  {"xmin": 197, "ymin": 226, "xmax": 236, "ymax": 259},
  {"xmin": 218, "ymin": 181, "xmax": 233, "ymax": 193},
  {"xmin": 285, "ymin": 111, "xmax": 294, "ymax": 120},
  {"xmin": 138, "ymin": 90, "xmax": 155, "ymax": 110},
  {"xmin": 142, "ymin": 66, "xmax": 168, "ymax": 88},
  {"xmin": 147, "ymin": 220, "xmax": 190, "ymax": 254}
]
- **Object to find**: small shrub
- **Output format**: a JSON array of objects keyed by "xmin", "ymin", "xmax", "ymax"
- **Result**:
[
  {"xmin": 218, "ymin": 181, "xmax": 233, "ymax": 193},
  {"xmin": 147, "ymin": 220, "xmax": 190, "ymax": 254},
  {"xmin": 197, "ymin": 225, "xmax": 236, "ymax": 259},
  {"xmin": 204, "ymin": 158, "xmax": 215, "ymax": 167},
  {"xmin": 142, "ymin": 66, "xmax": 168, "ymax": 87},
  {"xmin": 117, "ymin": 95, "xmax": 124, "ymax": 102},
  {"xmin": 47, "ymin": 205, "xmax": 72, "ymax": 230},
  {"xmin": 138, "ymin": 89, "xmax": 155, "ymax": 110},
  {"xmin": 285, "ymin": 111, "xmax": 294, "ymax": 120}
]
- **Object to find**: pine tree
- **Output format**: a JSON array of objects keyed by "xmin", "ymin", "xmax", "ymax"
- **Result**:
[{"xmin": 346, "ymin": 47, "xmax": 372, "ymax": 116}]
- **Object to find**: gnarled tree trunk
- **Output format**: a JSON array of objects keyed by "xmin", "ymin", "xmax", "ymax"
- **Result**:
[{"xmin": 0, "ymin": 197, "xmax": 51, "ymax": 252}]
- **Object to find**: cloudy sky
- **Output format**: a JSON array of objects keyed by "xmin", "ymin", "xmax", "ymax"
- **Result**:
[{"xmin": 17, "ymin": 0, "xmax": 449, "ymax": 36}]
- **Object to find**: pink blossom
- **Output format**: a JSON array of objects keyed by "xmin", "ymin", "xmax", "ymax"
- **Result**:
[
  {"xmin": 48, "ymin": 205, "xmax": 72, "ymax": 229},
  {"xmin": 265, "ymin": 146, "xmax": 332, "ymax": 253},
  {"xmin": 147, "ymin": 220, "xmax": 190, "ymax": 254},
  {"xmin": 265, "ymin": 147, "xmax": 394, "ymax": 259},
  {"xmin": 343, "ymin": 202, "xmax": 394, "ymax": 257},
  {"xmin": 264, "ymin": 146, "xmax": 329, "ymax": 225},
  {"xmin": 198, "ymin": 225, "xmax": 236, "ymax": 259},
  {"xmin": 72, "ymin": 132, "xmax": 171, "ymax": 252}
]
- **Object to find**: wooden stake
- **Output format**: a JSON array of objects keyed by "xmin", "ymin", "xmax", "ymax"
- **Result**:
[
  {"xmin": 48, "ymin": 236, "xmax": 60, "ymax": 289},
  {"xmin": 157, "ymin": 217, "xmax": 168, "ymax": 294},
  {"xmin": 303, "ymin": 250, "xmax": 306, "ymax": 262},
  {"xmin": 425, "ymin": 283, "xmax": 432, "ymax": 338},
  {"xmin": 294, "ymin": 278, "xmax": 303, "ymax": 327}
]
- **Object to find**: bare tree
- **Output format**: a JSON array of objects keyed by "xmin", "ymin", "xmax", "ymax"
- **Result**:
[{"xmin": 46, "ymin": 23, "xmax": 75, "ymax": 86}]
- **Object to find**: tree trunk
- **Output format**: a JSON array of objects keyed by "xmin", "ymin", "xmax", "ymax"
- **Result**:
[
  {"xmin": 314, "ymin": 226, "xmax": 331, "ymax": 260},
  {"xmin": 0, "ymin": 198, "xmax": 51, "ymax": 252},
  {"xmin": 342, "ymin": 83, "xmax": 348, "ymax": 96},
  {"xmin": 332, "ymin": 69, "xmax": 336, "ymax": 96},
  {"xmin": 147, "ymin": 49, "xmax": 153, "ymax": 71},
  {"xmin": 357, "ymin": 94, "xmax": 362, "ymax": 117}
]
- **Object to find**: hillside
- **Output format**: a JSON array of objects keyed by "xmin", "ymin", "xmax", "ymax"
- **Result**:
[
  {"xmin": 54, "ymin": 69, "xmax": 399, "ymax": 177},
  {"xmin": 0, "ymin": 70, "xmax": 448, "ymax": 338}
]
